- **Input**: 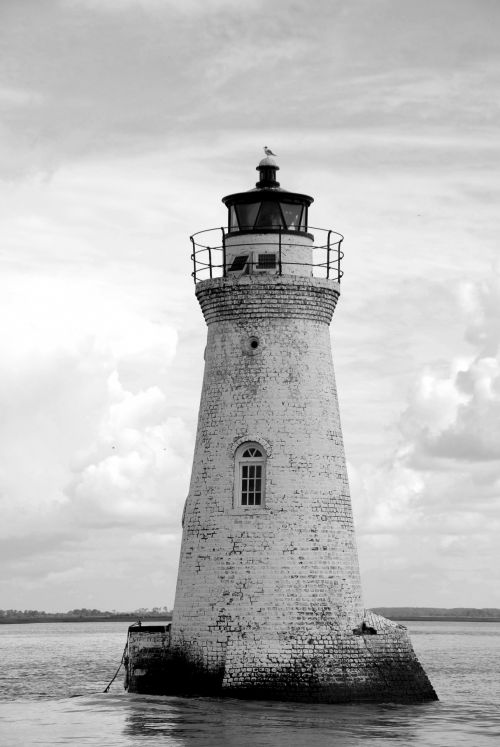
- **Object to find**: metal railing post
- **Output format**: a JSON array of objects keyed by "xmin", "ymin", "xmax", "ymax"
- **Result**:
[
  {"xmin": 278, "ymin": 228, "xmax": 282, "ymax": 275},
  {"xmin": 326, "ymin": 230, "xmax": 332, "ymax": 280},
  {"xmin": 190, "ymin": 236, "xmax": 197, "ymax": 284},
  {"xmin": 208, "ymin": 246, "xmax": 213, "ymax": 279},
  {"xmin": 221, "ymin": 227, "xmax": 226, "ymax": 277},
  {"xmin": 338, "ymin": 237, "xmax": 342, "ymax": 283}
]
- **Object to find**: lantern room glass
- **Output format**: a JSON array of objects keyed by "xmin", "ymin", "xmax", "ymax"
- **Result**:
[
  {"xmin": 255, "ymin": 202, "xmax": 283, "ymax": 229},
  {"xmin": 228, "ymin": 199, "xmax": 309, "ymax": 233},
  {"xmin": 280, "ymin": 203, "xmax": 303, "ymax": 231},
  {"xmin": 229, "ymin": 205, "xmax": 239, "ymax": 231},
  {"xmin": 235, "ymin": 202, "xmax": 260, "ymax": 230}
]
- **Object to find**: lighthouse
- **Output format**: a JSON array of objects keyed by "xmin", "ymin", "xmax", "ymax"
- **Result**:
[{"xmin": 126, "ymin": 153, "xmax": 437, "ymax": 702}]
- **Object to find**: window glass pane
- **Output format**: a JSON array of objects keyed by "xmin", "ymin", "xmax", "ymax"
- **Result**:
[
  {"xmin": 255, "ymin": 201, "xmax": 284, "ymax": 229},
  {"xmin": 245, "ymin": 447, "xmax": 263, "ymax": 456},
  {"xmin": 229, "ymin": 206, "xmax": 239, "ymax": 231},
  {"xmin": 239, "ymin": 445, "xmax": 265, "ymax": 507},
  {"xmin": 299, "ymin": 207, "xmax": 307, "ymax": 231},
  {"xmin": 280, "ymin": 203, "xmax": 303, "ymax": 230},
  {"xmin": 235, "ymin": 202, "xmax": 260, "ymax": 230}
]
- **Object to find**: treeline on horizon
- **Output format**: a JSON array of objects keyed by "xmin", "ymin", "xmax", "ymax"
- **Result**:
[
  {"xmin": 0, "ymin": 606, "xmax": 172, "ymax": 619},
  {"xmin": 2, "ymin": 606, "xmax": 500, "ymax": 620},
  {"xmin": 372, "ymin": 607, "xmax": 500, "ymax": 619}
]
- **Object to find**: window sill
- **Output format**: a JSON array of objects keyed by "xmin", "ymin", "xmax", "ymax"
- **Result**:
[{"xmin": 231, "ymin": 506, "xmax": 268, "ymax": 515}]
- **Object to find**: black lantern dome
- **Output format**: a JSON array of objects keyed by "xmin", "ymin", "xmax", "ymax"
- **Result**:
[{"xmin": 222, "ymin": 155, "xmax": 313, "ymax": 235}]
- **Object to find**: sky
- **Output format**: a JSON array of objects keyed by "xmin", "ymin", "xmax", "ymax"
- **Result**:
[{"xmin": 1, "ymin": 0, "xmax": 499, "ymax": 612}]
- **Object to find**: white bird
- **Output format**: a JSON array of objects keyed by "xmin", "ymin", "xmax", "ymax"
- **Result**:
[{"xmin": 264, "ymin": 146, "xmax": 277, "ymax": 156}]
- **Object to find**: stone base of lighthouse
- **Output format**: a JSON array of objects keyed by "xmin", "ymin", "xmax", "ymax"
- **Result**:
[
  {"xmin": 126, "ymin": 611, "xmax": 436, "ymax": 702},
  {"xmin": 218, "ymin": 611, "xmax": 435, "ymax": 702}
]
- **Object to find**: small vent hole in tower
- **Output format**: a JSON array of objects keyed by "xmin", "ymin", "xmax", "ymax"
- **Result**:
[{"xmin": 243, "ymin": 335, "xmax": 261, "ymax": 355}]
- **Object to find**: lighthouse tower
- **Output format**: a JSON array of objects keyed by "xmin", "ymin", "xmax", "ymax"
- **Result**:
[{"xmin": 165, "ymin": 155, "xmax": 436, "ymax": 702}]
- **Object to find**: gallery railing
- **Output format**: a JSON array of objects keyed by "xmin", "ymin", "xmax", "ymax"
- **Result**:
[{"xmin": 190, "ymin": 227, "xmax": 344, "ymax": 284}]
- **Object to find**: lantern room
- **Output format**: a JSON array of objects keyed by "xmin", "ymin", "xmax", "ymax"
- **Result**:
[
  {"xmin": 189, "ymin": 153, "xmax": 344, "ymax": 284},
  {"xmin": 222, "ymin": 156, "xmax": 313, "ymax": 235}
]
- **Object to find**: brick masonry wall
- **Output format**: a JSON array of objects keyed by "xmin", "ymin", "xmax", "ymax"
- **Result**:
[
  {"xmin": 166, "ymin": 267, "xmax": 437, "ymax": 702},
  {"xmin": 222, "ymin": 612, "xmax": 435, "ymax": 702}
]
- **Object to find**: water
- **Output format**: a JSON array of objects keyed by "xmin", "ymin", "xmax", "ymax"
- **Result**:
[{"xmin": 0, "ymin": 621, "xmax": 499, "ymax": 746}]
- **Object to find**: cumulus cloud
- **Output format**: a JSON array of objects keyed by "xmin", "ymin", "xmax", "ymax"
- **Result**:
[
  {"xmin": 0, "ymin": 256, "xmax": 194, "ymax": 607},
  {"xmin": 66, "ymin": 371, "xmax": 191, "ymax": 529},
  {"xmin": 402, "ymin": 273, "xmax": 500, "ymax": 465},
  {"xmin": 353, "ymin": 270, "xmax": 500, "ymax": 606}
]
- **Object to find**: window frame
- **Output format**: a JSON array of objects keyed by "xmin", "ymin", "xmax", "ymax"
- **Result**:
[{"xmin": 234, "ymin": 441, "xmax": 267, "ymax": 509}]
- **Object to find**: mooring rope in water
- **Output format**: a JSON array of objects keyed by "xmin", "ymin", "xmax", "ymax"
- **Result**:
[{"xmin": 103, "ymin": 620, "xmax": 141, "ymax": 693}]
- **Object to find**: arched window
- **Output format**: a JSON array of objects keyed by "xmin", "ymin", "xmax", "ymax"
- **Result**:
[{"xmin": 234, "ymin": 442, "xmax": 266, "ymax": 507}]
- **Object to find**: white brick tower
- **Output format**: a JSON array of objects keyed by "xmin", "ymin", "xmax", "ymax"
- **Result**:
[{"xmin": 167, "ymin": 155, "xmax": 436, "ymax": 702}]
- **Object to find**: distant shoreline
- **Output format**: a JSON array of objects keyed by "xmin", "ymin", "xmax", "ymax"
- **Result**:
[
  {"xmin": 1, "ymin": 614, "xmax": 499, "ymax": 625},
  {"xmin": 0, "ymin": 615, "xmax": 172, "ymax": 625},
  {"xmin": 387, "ymin": 616, "xmax": 500, "ymax": 623},
  {"xmin": 371, "ymin": 607, "xmax": 500, "ymax": 623}
]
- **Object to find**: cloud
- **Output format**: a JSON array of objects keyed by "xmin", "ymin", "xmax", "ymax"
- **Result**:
[
  {"xmin": 0, "ymin": 85, "xmax": 45, "ymax": 107},
  {"xmin": 66, "ymin": 371, "xmax": 191, "ymax": 530},
  {"xmin": 352, "ymin": 269, "xmax": 500, "ymax": 606},
  {"xmin": 0, "ymin": 309, "xmax": 191, "ymax": 608},
  {"xmin": 66, "ymin": 0, "xmax": 250, "ymax": 13},
  {"xmin": 1, "ymin": 0, "xmax": 499, "ymax": 177},
  {"xmin": 0, "ymin": 264, "xmax": 183, "ymax": 535},
  {"xmin": 401, "ymin": 273, "xmax": 500, "ymax": 464}
]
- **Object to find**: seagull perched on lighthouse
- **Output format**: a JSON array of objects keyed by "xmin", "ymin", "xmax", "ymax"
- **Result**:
[{"xmin": 264, "ymin": 146, "xmax": 277, "ymax": 156}]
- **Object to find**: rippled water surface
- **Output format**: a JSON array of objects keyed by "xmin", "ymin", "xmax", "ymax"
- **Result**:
[{"xmin": 0, "ymin": 621, "xmax": 499, "ymax": 746}]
